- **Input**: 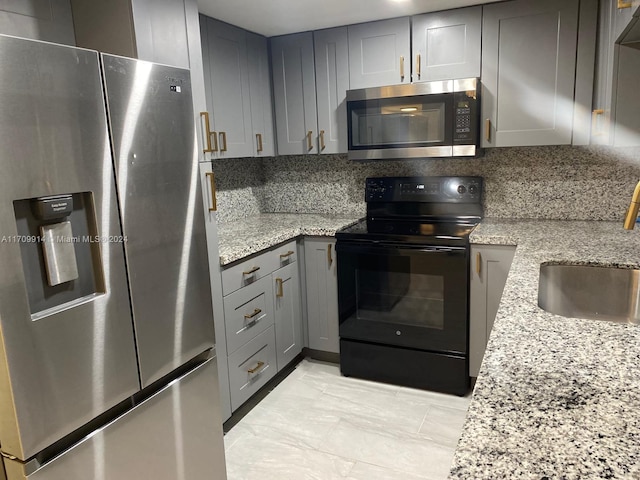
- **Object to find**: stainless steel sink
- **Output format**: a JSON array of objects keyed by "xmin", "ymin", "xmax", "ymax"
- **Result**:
[{"xmin": 538, "ymin": 264, "xmax": 640, "ymax": 324}]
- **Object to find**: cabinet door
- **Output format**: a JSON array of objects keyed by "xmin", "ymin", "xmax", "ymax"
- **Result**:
[
  {"xmin": 304, "ymin": 238, "xmax": 339, "ymax": 353},
  {"xmin": 469, "ymin": 245, "xmax": 516, "ymax": 377},
  {"xmin": 314, "ymin": 26, "xmax": 350, "ymax": 154},
  {"xmin": 247, "ymin": 32, "xmax": 276, "ymax": 157},
  {"xmin": 0, "ymin": 0, "xmax": 75, "ymax": 45},
  {"xmin": 203, "ymin": 17, "xmax": 253, "ymax": 158},
  {"xmin": 348, "ymin": 17, "xmax": 410, "ymax": 89},
  {"xmin": 272, "ymin": 262, "xmax": 303, "ymax": 370},
  {"xmin": 482, "ymin": 0, "xmax": 579, "ymax": 147},
  {"xmin": 412, "ymin": 6, "xmax": 481, "ymax": 82},
  {"xmin": 271, "ymin": 32, "xmax": 319, "ymax": 155}
]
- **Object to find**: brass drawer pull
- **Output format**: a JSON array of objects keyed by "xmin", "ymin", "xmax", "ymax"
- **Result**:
[
  {"xmin": 256, "ymin": 133, "xmax": 263, "ymax": 153},
  {"xmin": 200, "ymin": 112, "xmax": 215, "ymax": 153},
  {"xmin": 416, "ymin": 53, "xmax": 421, "ymax": 79},
  {"xmin": 400, "ymin": 55, "xmax": 405, "ymax": 81},
  {"xmin": 247, "ymin": 361, "xmax": 265, "ymax": 374},
  {"xmin": 319, "ymin": 130, "xmax": 326, "ymax": 151},
  {"xmin": 205, "ymin": 172, "xmax": 217, "ymax": 212},
  {"xmin": 476, "ymin": 252, "xmax": 481, "ymax": 276},
  {"xmin": 219, "ymin": 131, "xmax": 227, "ymax": 152},
  {"xmin": 592, "ymin": 109, "xmax": 605, "ymax": 136},
  {"xmin": 279, "ymin": 250, "xmax": 294, "ymax": 258},
  {"xmin": 306, "ymin": 130, "xmax": 313, "ymax": 151},
  {"xmin": 327, "ymin": 243, "xmax": 333, "ymax": 267},
  {"xmin": 244, "ymin": 308, "xmax": 262, "ymax": 320},
  {"xmin": 275, "ymin": 278, "xmax": 284, "ymax": 297},
  {"xmin": 242, "ymin": 266, "xmax": 260, "ymax": 276},
  {"xmin": 618, "ymin": 0, "xmax": 632, "ymax": 8},
  {"xmin": 484, "ymin": 119, "xmax": 491, "ymax": 143}
]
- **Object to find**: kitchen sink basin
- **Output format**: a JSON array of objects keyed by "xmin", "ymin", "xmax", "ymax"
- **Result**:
[{"xmin": 538, "ymin": 264, "xmax": 640, "ymax": 324}]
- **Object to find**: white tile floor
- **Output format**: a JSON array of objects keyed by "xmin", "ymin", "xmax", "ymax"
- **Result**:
[{"xmin": 224, "ymin": 359, "xmax": 472, "ymax": 480}]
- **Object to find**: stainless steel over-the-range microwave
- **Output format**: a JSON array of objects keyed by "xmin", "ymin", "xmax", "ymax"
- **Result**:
[{"xmin": 346, "ymin": 77, "xmax": 480, "ymax": 160}]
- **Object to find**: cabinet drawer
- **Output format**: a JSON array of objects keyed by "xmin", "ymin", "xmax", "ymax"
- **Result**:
[
  {"xmin": 223, "ymin": 276, "xmax": 274, "ymax": 355},
  {"xmin": 222, "ymin": 252, "xmax": 273, "ymax": 296},
  {"xmin": 221, "ymin": 240, "xmax": 297, "ymax": 296},
  {"xmin": 228, "ymin": 325, "xmax": 277, "ymax": 411},
  {"xmin": 272, "ymin": 240, "xmax": 298, "ymax": 270}
]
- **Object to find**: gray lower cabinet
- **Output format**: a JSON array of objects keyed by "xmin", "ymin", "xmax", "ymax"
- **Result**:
[
  {"xmin": 220, "ymin": 240, "xmax": 302, "ymax": 413},
  {"xmin": 273, "ymin": 262, "xmax": 304, "ymax": 369},
  {"xmin": 200, "ymin": 16, "xmax": 254, "ymax": 158},
  {"xmin": 304, "ymin": 237, "xmax": 339, "ymax": 353},
  {"xmin": 0, "ymin": 0, "xmax": 75, "ymax": 45},
  {"xmin": 469, "ymin": 244, "xmax": 516, "ymax": 377},
  {"xmin": 411, "ymin": 6, "xmax": 481, "ymax": 82},
  {"xmin": 481, "ymin": 0, "xmax": 596, "ymax": 147},
  {"xmin": 348, "ymin": 17, "xmax": 411, "ymax": 89},
  {"xmin": 271, "ymin": 32, "xmax": 319, "ymax": 155},
  {"xmin": 314, "ymin": 26, "xmax": 350, "ymax": 154}
]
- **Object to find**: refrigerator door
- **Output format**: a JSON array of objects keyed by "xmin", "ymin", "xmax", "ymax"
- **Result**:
[
  {"xmin": 0, "ymin": 36, "xmax": 140, "ymax": 460},
  {"xmin": 2, "ymin": 357, "xmax": 227, "ymax": 480},
  {"xmin": 101, "ymin": 55, "xmax": 216, "ymax": 387}
]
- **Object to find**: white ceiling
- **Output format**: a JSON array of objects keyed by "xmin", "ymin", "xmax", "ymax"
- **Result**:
[{"xmin": 197, "ymin": 0, "xmax": 503, "ymax": 37}]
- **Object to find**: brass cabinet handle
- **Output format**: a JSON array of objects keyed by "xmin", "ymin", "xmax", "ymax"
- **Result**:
[
  {"xmin": 279, "ymin": 250, "xmax": 294, "ymax": 258},
  {"xmin": 327, "ymin": 243, "xmax": 333, "ymax": 267},
  {"xmin": 416, "ymin": 53, "xmax": 421, "ymax": 79},
  {"xmin": 242, "ymin": 266, "xmax": 260, "ymax": 276},
  {"xmin": 256, "ymin": 133, "xmax": 263, "ymax": 153},
  {"xmin": 200, "ymin": 112, "xmax": 214, "ymax": 153},
  {"xmin": 400, "ymin": 55, "xmax": 405, "ymax": 81},
  {"xmin": 247, "ymin": 361, "xmax": 265, "ymax": 374},
  {"xmin": 275, "ymin": 278, "xmax": 284, "ymax": 297},
  {"xmin": 219, "ymin": 131, "xmax": 227, "ymax": 152},
  {"xmin": 484, "ymin": 119, "xmax": 491, "ymax": 142},
  {"xmin": 306, "ymin": 130, "xmax": 313, "ymax": 151},
  {"xmin": 618, "ymin": 0, "xmax": 632, "ymax": 8},
  {"xmin": 205, "ymin": 172, "xmax": 217, "ymax": 212},
  {"xmin": 592, "ymin": 109, "xmax": 605, "ymax": 136},
  {"xmin": 319, "ymin": 130, "xmax": 326, "ymax": 151},
  {"xmin": 476, "ymin": 252, "xmax": 481, "ymax": 276},
  {"xmin": 244, "ymin": 308, "xmax": 262, "ymax": 320}
]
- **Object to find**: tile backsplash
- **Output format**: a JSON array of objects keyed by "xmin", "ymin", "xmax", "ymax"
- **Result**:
[{"xmin": 213, "ymin": 145, "xmax": 640, "ymax": 223}]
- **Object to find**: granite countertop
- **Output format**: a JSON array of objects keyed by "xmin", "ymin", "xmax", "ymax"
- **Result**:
[
  {"xmin": 451, "ymin": 218, "xmax": 640, "ymax": 479},
  {"xmin": 217, "ymin": 213, "xmax": 361, "ymax": 265}
]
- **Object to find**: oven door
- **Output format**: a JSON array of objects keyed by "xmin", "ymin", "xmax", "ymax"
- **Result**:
[{"xmin": 336, "ymin": 240, "xmax": 468, "ymax": 355}]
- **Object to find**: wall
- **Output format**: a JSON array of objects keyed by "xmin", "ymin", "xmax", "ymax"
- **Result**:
[{"xmin": 214, "ymin": 145, "xmax": 640, "ymax": 222}]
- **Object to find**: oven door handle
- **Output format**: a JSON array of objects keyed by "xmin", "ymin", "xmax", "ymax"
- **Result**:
[{"xmin": 335, "ymin": 242, "xmax": 466, "ymax": 256}]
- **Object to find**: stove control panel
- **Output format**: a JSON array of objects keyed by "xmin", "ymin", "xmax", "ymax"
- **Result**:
[{"xmin": 366, "ymin": 176, "xmax": 483, "ymax": 203}]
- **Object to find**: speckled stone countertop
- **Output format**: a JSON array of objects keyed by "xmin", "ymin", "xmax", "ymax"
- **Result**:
[
  {"xmin": 217, "ymin": 213, "xmax": 361, "ymax": 266},
  {"xmin": 450, "ymin": 218, "xmax": 640, "ymax": 479}
]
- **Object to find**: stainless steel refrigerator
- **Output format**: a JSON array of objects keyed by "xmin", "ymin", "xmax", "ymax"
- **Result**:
[{"xmin": 0, "ymin": 35, "xmax": 226, "ymax": 479}]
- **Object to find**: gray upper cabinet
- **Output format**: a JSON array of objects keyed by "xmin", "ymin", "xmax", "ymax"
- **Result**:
[
  {"xmin": 0, "ymin": 0, "xmax": 75, "ymax": 45},
  {"xmin": 71, "ymin": 0, "xmax": 190, "ymax": 69},
  {"xmin": 304, "ymin": 238, "xmax": 339, "ymax": 353},
  {"xmin": 314, "ymin": 27, "xmax": 350, "ymax": 154},
  {"xmin": 201, "ymin": 17, "xmax": 254, "ymax": 158},
  {"xmin": 247, "ymin": 32, "xmax": 276, "ymax": 157},
  {"xmin": 411, "ymin": 6, "xmax": 481, "ymax": 82},
  {"xmin": 481, "ymin": 0, "xmax": 582, "ymax": 147},
  {"xmin": 271, "ymin": 32, "xmax": 319, "ymax": 155},
  {"xmin": 348, "ymin": 17, "xmax": 410, "ymax": 89}
]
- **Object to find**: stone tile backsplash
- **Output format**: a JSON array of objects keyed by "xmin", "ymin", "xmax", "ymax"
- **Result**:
[{"xmin": 212, "ymin": 145, "xmax": 640, "ymax": 223}]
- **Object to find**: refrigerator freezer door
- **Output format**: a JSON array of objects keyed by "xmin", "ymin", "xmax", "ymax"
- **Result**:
[
  {"xmin": 101, "ymin": 55, "xmax": 216, "ymax": 387},
  {"xmin": 3, "ymin": 357, "xmax": 227, "ymax": 480},
  {"xmin": 0, "ymin": 35, "xmax": 140, "ymax": 460}
]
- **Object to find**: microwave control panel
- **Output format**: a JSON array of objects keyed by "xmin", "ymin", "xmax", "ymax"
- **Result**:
[{"xmin": 453, "ymin": 91, "xmax": 478, "ymax": 144}]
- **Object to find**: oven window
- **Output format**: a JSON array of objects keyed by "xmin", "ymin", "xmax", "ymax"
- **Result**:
[
  {"xmin": 350, "ymin": 96, "xmax": 448, "ymax": 148},
  {"xmin": 354, "ymin": 257, "xmax": 444, "ymax": 330}
]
